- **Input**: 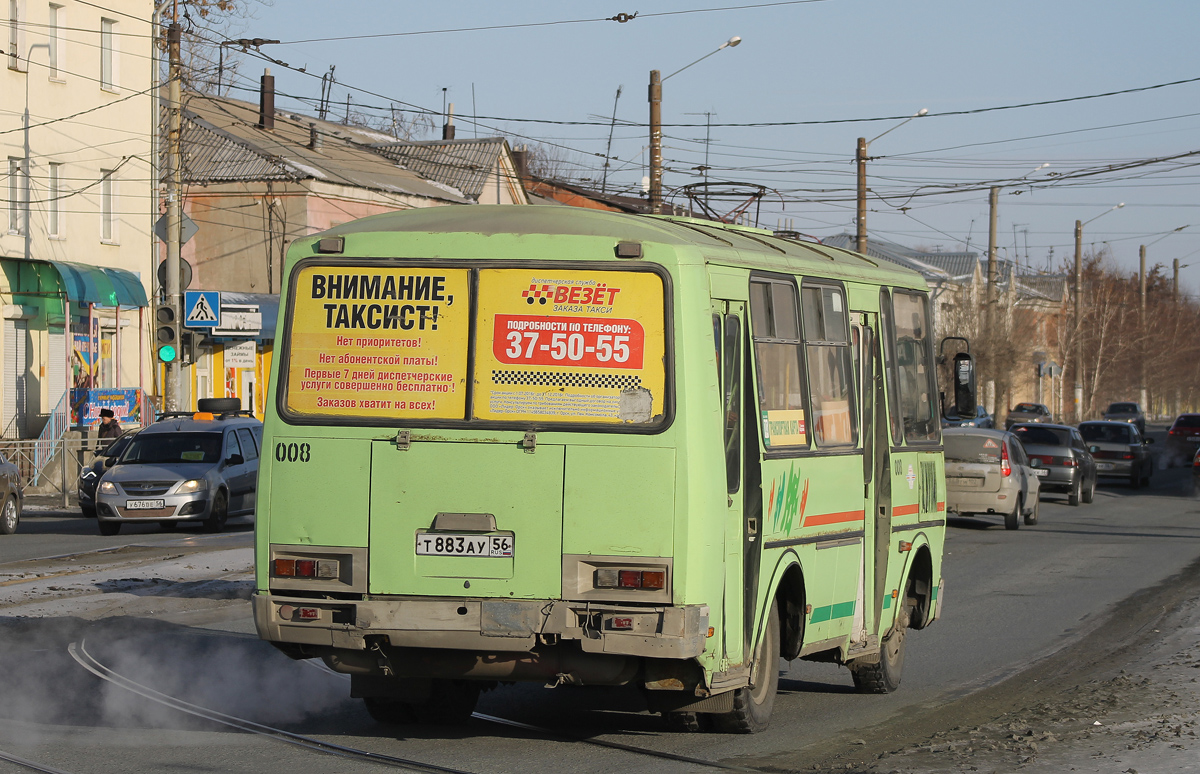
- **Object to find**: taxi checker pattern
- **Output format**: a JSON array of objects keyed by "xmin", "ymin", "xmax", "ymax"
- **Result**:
[
  {"xmin": 492, "ymin": 369, "xmax": 642, "ymax": 390},
  {"xmin": 523, "ymin": 284, "xmax": 553, "ymax": 305}
]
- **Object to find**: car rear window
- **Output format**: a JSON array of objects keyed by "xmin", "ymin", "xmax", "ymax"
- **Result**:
[
  {"xmin": 1080, "ymin": 423, "xmax": 1132, "ymax": 444},
  {"xmin": 1011, "ymin": 426, "xmax": 1069, "ymax": 446},
  {"xmin": 1013, "ymin": 403, "xmax": 1041, "ymax": 413},
  {"xmin": 1107, "ymin": 403, "xmax": 1138, "ymax": 413},
  {"xmin": 1173, "ymin": 415, "xmax": 1200, "ymax": 428},
  {"xmin": 944, "ymin": 434, "xmax": 1002, "ymax": 463}
]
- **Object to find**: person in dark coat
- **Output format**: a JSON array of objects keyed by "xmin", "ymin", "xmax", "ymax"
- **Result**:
[{"xmin": 97, "ymin": 408, "xmax": 122, "ymax": 440}]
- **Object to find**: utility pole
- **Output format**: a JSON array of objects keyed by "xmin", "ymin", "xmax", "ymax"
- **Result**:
[
  {"xmin": 600, "ymin": 85, "xmax": 623, "ymax": 194},
  {"xmin": 648, "ymin": 69, "xmax": 663, "ymax": 213},
  {"xmin": 855, "ymin": 137, "xmax": 867, "ymax": 254},
  {"xmin": 1073, "ymin": 219, "xmax": 1083, "ymax": 422},
  {"xmin": 985, "ymin": 186, "xmax": 999, "ymax": 416},
  {"xmin": 164, "ymin": 10, "xmax": 183, "ymax": 411},
  {"xmin": 1173, "ymin": 258, "xmax": 1180, "ymax": 300},
  {"xmin": 1139, "ymin": 245, "xmax": 1147, "ymax": 412}
]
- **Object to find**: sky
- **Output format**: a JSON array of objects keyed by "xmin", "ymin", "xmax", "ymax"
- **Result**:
[{"xmin": 199, "ymin": 0, "xmax": 1200, "ymax": 290}]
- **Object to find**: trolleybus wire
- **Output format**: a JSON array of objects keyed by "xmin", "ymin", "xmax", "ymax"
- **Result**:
[
  {"xmin": 0, "ymin": 749, "xmax": 76, "ymax": 774},
  {"xmin": 67, "ymin": 640, "xmax": 479, "ymax": 774}
]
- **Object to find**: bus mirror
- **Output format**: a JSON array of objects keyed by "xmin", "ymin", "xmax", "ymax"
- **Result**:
[{"xmin": 952, "ymin": 352, "xmax": 976, "ymax": 419}]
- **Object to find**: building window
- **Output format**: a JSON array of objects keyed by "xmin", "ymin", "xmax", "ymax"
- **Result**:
[
  {"xmin": 8, "ymin": 0, "xmax": 27, "ymax": 72},
  {"xmin": 48, "ymin": 3, "xmax": 61, "ymax": 78},
  {"xmin": 8, "ymin": 157, "xmax": 27, "ymax": 234},
  {"xmin": 48, "ymin": 161, "xmax": 61, "ymax": 236},
  {"xmin": 100, "ymin": 168, "xmax": 116, "ymax": 241},
  {"xmin": 99, "ymin": 17, "xmax": 116, "ymax": 90}
]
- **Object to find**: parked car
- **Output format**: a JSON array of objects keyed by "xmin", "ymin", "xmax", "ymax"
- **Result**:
[
  {"xmin": 1009, "ymin": 423, "xmax": 1098, "ymax": 506},
  {"xmin": 943, "ymin": 428, "xmax": 1040, "ymax": 529},
  {"xmin": 1079, "ymin": 421, "xmax": 1153, "ymax": 488},
  {"xmin": 1191, "ymin": 448, "xmax": 1200, "ymax": 496},
  {"xmin": 94, "ymin": 398, "xmax": 262, "ymax": 535},
  {"xmin": 943, "ymin": 405, "xmax": 994, "ymax": 429},
  {"xmin": 1005, "ymin": 402, "xmax": 1053, "ymax": 430},
  {"xmin": 1102, "ymin": 402, "xmax": 1146, "ymax": 434},
  {"xmin": 0, "ymin": 450, "xmax": 22, "ymax": 534},
  {"xmin": 78, "ymin": 429, "xmax": 138, "ymax": 518},
  {"xmin": 1165, "ymin": 413, "xmax": 1200, "ymax": 467}
]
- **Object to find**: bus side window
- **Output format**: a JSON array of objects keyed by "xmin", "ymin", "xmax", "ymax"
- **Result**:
[
  {"xmin": 879, "ymin": 289, "xmax": 904, "ymax": 446},
  {"xmin": 891, "ymin": 290, "xmax": 939, "ymax": 442},
  {"xmin": 722, "ymin": 314, "xmax": 741, "ymax": 494},
  {"xmin": 801, "ymin": 284, "xmax": 858, "ymax": 447},
  {"xmin": 749, "ymin": 278, "xmax": 807, "ymax": 451}
]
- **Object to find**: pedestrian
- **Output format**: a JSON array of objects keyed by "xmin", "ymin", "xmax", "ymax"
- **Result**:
[{"xmin": 97, "ymin": 408, "xmax": 122, "ymax": 440}]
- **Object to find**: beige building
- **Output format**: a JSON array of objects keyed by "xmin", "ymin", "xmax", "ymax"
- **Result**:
[{"xmin": 1, "ymin": 0, "xmax": 154, "ymax": 439}]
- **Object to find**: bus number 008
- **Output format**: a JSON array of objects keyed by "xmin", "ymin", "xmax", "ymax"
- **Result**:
[{"xmin": 275, "ymin": 442, "xmax": 311, "ymax": 463}]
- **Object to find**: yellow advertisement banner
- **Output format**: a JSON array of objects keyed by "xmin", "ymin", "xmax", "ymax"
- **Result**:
[
  {"xmin": 762, "ymin": 409, "xmax": 807, "ymax": 448},
  {"xmin": 473, "ymin": 269, "xmax": 666, "ymax": 424},
  {"xmin": 284, "ymin": 266, "xmax": 470, "ymax": 419}
]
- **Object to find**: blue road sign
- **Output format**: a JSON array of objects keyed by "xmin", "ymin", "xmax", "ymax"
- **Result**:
[{"xmin": 184, "ymin": 290, "xmax": 221, "ymax": 328}]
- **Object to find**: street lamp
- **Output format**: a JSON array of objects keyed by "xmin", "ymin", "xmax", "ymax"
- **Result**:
[
  {"xmin": 1073, "ymin": 202, "xmax": 1125, "ymax": 420},
  {"xmin": 648, "ymin": 36, "xmax": 741, "ymax": 213},
  {"xmin": 856, "ymin": 108, "xmax": 927, "ymax": 253}
]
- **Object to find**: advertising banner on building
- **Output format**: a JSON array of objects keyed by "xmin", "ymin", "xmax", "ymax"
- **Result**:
[
  {"xmin": 71, "ymin": 388, "xmax": 142, "ymax": 426},
  {"xmin": 472, "ymin": 269, "xmax": 666, "ymax": 424},
  {"xmin": 284, "ymin": 266, "xmax": 471, "ymax": 419}
]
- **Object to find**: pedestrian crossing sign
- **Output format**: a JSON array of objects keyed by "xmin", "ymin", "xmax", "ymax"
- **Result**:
[{"xmin": 184, "ymin": 290, "xmax": 221, "ymax": 328}]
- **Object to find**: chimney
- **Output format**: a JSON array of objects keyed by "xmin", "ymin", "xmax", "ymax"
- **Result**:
[
  {"xmin": 442, "ymin": 103, "xmax": 455, "ymax": 140},
  {"xmin": 257, "ymin": 68, "xmax": 275, "ymax": 130},
  {"xmin": 308, "ymin": 122, "xmax": 323, "ymax": 151},
  {"xmin": 512, "ymin": 145, "xmax": 528, "ymax": 182}
]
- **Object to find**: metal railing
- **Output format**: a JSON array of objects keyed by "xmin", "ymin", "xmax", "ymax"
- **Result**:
[
  {"xmin": 32, "ymin": 390, "xmax": 69, "ymax": 485},
  {"xmin": 0, "ymin": 435, "xmax": 101, "ymax": 498}
]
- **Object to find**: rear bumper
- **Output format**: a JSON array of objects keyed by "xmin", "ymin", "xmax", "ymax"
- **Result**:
[
  {"xmin": 1094, "ymin": 460, "xmax": 1135, "ymax": 477},
  {"xmin": 252, "ymin": 592, "xmax": 710, "ymax": 661},
  {"xmin": 945, "ymin": 488, "xmax": 1014, "ymax": 514},
  {"xmin": 1034, "ymin": 468, "xmax": 1080, "ymax": 492}
]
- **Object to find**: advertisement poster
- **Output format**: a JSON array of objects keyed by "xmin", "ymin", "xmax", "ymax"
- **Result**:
[
  {"xmin": 71, "ymin": 389, "xmax": 141, "ymax": 426},
  {"xmin": 473, "ymin": 269, "xmax": 666, "ymax": 424},
  {"xmin": 284, "ymin": 266, "xmax": 470, "ymax": 419}
]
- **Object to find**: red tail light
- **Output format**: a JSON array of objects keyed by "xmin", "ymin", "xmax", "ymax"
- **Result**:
[
  {"xmin": 1122, "ymin": 453, "xmax": 1134, "ymax": 460},
  {"xmin": 1060, "ymin": 456, "xmax": 1078, "ymax": 467},
  {"xmin": 1030, "ymin": 454, "xmax": 1055, "ymax": 466},
  {"xmin": 594, "ymin": 568, "xmax": 667, "ymax": 591},
  {"xmin": 1193, "ymin": 455, "xmax": 1200, "ymax": 467},
  {"xmin": 1001, "ymin": 441, "xmax": 1011, "ymax": 477}
]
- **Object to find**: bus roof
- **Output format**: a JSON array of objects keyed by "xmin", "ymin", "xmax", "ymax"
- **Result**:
[{"xmin": 295, "ymin": 205, "xmax": 927, "ymax": 289}]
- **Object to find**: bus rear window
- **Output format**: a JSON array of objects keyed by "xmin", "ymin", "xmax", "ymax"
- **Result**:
[{"xmin": 282, "ymin": 264, "xmax": 667, "ymax": 427}]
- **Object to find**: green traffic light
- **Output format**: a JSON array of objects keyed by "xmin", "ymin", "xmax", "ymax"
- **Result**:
[{"xmin": 158, "ymin": 344, "xmax": 178, "ymax": 363}]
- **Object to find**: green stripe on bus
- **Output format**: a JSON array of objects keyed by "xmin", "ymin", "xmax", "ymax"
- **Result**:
[
  {"xmin": 809, "ymin": 601, "xmax": 856, "ymax": 622},
  {"xmin": 830, "ymin": 601, "xmax": 855, "ymax": 619},
  {"xmin": 883, "ymin": 595, "xmax": 892, "ymax": 609}
]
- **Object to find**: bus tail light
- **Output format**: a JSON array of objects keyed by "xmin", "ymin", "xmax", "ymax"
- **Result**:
[
  {"xmin": 274, "ymin": 558, "xmax": 339, "ymax": 579},
  {"xmin": 595, "ymin": 568, "xmax": 666, "ymax": 590}
]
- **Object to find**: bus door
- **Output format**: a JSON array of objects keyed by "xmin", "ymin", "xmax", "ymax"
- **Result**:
[
  {"xmin": 713, "ymin": 301, "xmax": 761, "ymax": 665},
  {"xmin": 854, "ymin": 313, "xmax": 890, "ymax": 647}
]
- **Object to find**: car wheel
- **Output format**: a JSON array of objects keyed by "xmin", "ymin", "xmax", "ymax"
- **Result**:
[
  {"xmin": 1005, "ymin": 497, "xmax": 1021, "ymax": 530},
  {"xmin": 1082, "ymin": 477, "xmax": 1096, "ymax": 503},
  {"xmin": 80, "ymin": 505, "xmax": 96, "ymax": 519},
  {"xmin": 0, "ymin": 496, "xmax": 19, "ymax": 535},
  {"xmin": 852, "ymin": 596, "xmax": 910, "ymax": 695},
  {"xmin": 1141, "ymin": 462, "xmax": 1152, "ymax": 487},
  {"xmin": 98, "ymin": 520, "xmax": 121, "ymax": 536},
  {"xmin": 1068, "ymin": 478, "xmax": 1082, "ymax": 506},
  {"xmin": 711, "ymin": 602, "xmax": 780, "ymax": 733},
  {"xmin": 1130, "ymin": 470, "xmax": 1141, "ymax": 489},
  {"xmin": 203, "ymin": 491, "xmax": 228, "ymax": 533},
  {"xmin": 1024, "ymin": 495, "xmax": 1039, "ymax": 526}
]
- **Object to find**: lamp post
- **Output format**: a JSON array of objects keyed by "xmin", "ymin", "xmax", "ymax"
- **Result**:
[
  {"xmin": 1073, "ymin": 202, "xmax": 1125, "ymax": 421},
  {"xmin": 648, "ymin": 36, "xmax": 741, "ymax": 213},
  {"xmin": 856, "ymin": 108, "xmax": 927, "ymax": 254}
]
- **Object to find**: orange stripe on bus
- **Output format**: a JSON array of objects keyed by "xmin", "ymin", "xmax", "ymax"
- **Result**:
[
  {"xmin": 936, "ymin": 501, "xmax": 945, "ymax": 512},
  {"xmin": 892, "ymin": 504, "xmax": 920, "ymax": 517},
  {"xmin": 804, "ymin": 509, "xmax": 866, "ymax": 526}
]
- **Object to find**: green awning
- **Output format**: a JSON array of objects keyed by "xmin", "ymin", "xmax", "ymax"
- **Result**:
[{"xmin": 50, "ymin": 261, "xmax": 149, "ymax": 308}]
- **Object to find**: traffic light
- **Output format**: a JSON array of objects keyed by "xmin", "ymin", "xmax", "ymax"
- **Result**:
[
  {"xmin": 156, "ymin": 306, "xmax": 178, "ymax": 363},
  {"xmin": 180, "ymin": 330, "xmax": 195, "ymax": 365}
]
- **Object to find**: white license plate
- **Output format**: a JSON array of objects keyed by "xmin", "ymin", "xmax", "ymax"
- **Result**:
[
  {"xmin": 1032, "ymin": 469, "xmax": 1049, "ymax": 476},
  {"xmin": 948, "ymin": 477, "xmax": 983, "ymax": 487},
  {"xmin": 126, "ymin": 499, "xmax": 165, "ymax": 509},
  {"xmin": 1096, "ymin": 462, "xmax": 1114, "ymax": 471},
  {"xmin": 1189, "ymin": 436, "xmax": 1200, "ymax": 442},
  {"xmin": 415, "ymin": 533, "xmax": 514, "ymax": 557}
]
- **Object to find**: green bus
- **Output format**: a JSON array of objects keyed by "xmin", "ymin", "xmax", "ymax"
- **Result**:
[{"xmin": 254, "ymin": 206, "xmax": 947, "ymax": 733}]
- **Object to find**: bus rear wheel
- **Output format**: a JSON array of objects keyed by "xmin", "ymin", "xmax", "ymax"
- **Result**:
[
  {"xmin": 852, "ymin": 601, "xmax": 910, "ymax": 694},
  {"xmin": 710, "ymin": 603, "xmax": 779, "ymax": 734},
  {"xmin": 363, "ymin": 679, "xmax": 481, "ymax": 726}
]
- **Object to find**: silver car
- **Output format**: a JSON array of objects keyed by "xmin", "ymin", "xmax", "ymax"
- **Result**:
[
  {"xmin": 944, "ymin": 428, "xmax": 1040, "ymax": 530},
  {"xmin": 95, "ymin": 400, "xmax": 262, "ymax": 535},
  {"xmin": 1004, "ymin": 402, "xmax": 1052, "ymax": 430}
]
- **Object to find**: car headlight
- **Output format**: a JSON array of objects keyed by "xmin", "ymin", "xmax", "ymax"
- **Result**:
[
  {"xmin": 177, "ymin": 479, "xmax": 207, "ymax": 493},
  {"xmin": 99, "ymin": 480, "xmax": 116, "ymax": 494},
  {"xmin": 965, "ymin": 421, "xmax": 976, "ymax": 427}
]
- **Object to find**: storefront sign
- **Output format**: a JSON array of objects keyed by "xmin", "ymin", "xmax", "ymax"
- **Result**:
[
  {"xmin": 223, "ymin": 340, "xmax": 257, "ymax": 368},
  {"xmin": 71, "ymin": 388, "xmax": 142, "ymax": 426}
]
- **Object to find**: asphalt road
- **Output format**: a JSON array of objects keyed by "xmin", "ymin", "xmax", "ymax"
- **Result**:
[{"xmin": 2, "ymin": 427, "xmax": 1198, "ymax": 773}]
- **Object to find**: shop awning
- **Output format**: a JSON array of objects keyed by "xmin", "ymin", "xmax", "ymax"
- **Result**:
[{"xmin": 50, "ymin": 261, "xmax": 149, "ymax": 308}]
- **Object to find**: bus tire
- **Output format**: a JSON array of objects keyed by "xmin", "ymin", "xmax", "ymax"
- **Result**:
[
  {"xmin": 852, "ymin": 600, "xmax": 910, "ymax": 694},
  {"xmin": 363, "ymin": 696, "xmax": 416, "ymax": 726},
  {"xmin": 417, "ymin": 679, "xmax": 481, "ymax": 726},
  {"xmin": 1004, "ymin": 497, "xmax": 1021, "ymax": 530},
  {"xmin": 710, "ymin": 602, "xmax": 779, "ymax": 734}
]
